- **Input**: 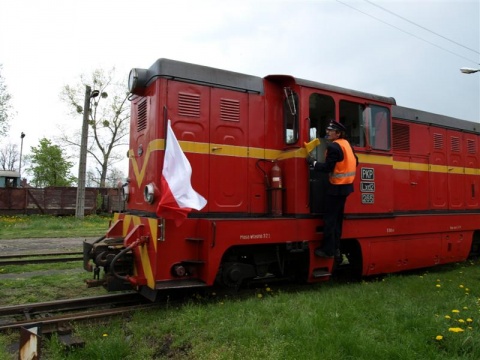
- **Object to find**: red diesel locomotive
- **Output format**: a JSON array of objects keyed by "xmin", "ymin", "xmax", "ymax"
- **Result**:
[{"xmin": 83, "ymin": 58, "xmax": 480, "ymax": 300}]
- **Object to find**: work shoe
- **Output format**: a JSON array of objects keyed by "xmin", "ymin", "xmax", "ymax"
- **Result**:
[{"xmin": 314, "ymin": 248, "xmax": 334, "ymax": 258}]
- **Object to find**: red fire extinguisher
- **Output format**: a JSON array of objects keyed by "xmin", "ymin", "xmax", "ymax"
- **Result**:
[{"xmin": 270, "ymin": 162, "xmax": 283, "ymax": 216}]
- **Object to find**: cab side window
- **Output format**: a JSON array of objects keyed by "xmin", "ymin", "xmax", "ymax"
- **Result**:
[
  {"xmin": 369, "ymin": 105, "xmax": 390, "ymax": 151},
  {"xmin": 308, "ymin": 93, "xmax": 335, "ymax": 141},
  {"xmin": 284, "ymin": 88, "xmax": 299, "ymax": 144},
  {"xmin": 339, "ymin": 100, "xmax": 365, "ymax": 147},
  {"xmin": 309, "ymin": 93, "xmax": 335, "ymax": 161}
]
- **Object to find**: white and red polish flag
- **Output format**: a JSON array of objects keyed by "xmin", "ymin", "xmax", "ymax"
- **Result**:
[{"xmin": 156, "ymin": 120, "xmax": 207, "ymax": 226}]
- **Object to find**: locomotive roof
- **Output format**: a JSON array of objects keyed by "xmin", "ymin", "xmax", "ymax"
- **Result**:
[
  {"xmin": 144, "ymin": 60, "xmax": 478, "ymax": 134},
  {"xmin": 148, "ymin": 58, "xmax": 264, "ymax": 94},
  {"xmin": 393, "ymin": 105, "xmax": 480, "ymax": 134},
  {"xmin": 292, "ymin": 77, "xmax": 397, "ymax": 105}
]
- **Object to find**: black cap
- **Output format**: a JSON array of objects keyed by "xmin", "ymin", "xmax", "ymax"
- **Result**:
[{"xmin": 326, "ymin": 121, "xmax": 346, "ymax": 132}]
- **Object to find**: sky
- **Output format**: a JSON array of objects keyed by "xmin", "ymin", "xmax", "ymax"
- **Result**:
[{"xmin": 0, "ymin": 0, "xmax": 479, "ymax": 178}]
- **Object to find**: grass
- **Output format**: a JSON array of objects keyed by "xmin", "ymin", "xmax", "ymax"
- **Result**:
[
  {"xmin": 1, "ymin": 260, "xmax": 479, "ymax": 359},
  {"xmin": 0, "ymin": 214, "xmax": 112, "ymax": 239},
  {"xmin": 0, "ymin": 215, "xmax": 479, "ymax": 359},
  {"xmin": 0, "ymin": 215, "xmax": 111, "ymax": 305},
  {"xmin": 0, "ymin": 261, "xmax": 107, "ymax": 305}
]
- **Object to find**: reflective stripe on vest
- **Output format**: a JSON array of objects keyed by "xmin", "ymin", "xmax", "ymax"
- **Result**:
[{"xmin": 329, "ymin": 139, "xmax": 356, "ymax": 185}]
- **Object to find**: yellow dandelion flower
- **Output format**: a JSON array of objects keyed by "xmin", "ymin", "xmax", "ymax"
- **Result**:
[
  {"xmin": 467, "ymin": 318, "xmax": 473, "ymax": 323},
  {"xmin": 436, "ymin": 284, "xmax": 441, "ymax": 288},
  {"xmin": 257, "ymin": 293, "xmax": 263, "ymax": 298},
  {"xmin": 445, "ymin": 315, "xmax": 451, "ymax": 319},
  {"xmin": 436, "ymin": 279, "xmax": 441, "ymax": 282},
  {"xmin": 466, "ymin": 288, "xmax": 470, "ymax": 292},
  {"xmin": 458, "ymin": 319, "xmax": 465, "ymax": 323},
  {"xmin": 452, "ymin": 309, "xmax": 460, "ymax": 313},
  {"xmin": 266, "ymin": 287, "xmax": 272, "ymax": 292},
  {"xmin": 435, "ymin": 335, "xmax": 443, "ymax": 341},
  {"xmin": 463, "ymin": 307, "xmax": 468, "ymax": 310},
  {"xmin": 459, "ymin": 285, "xmax": 464, "ymax": 288},
  {"xmin": 102, "ymin": 333, "xmax": 108, "ymax": 337},
  {"xmin": 448, "ymin": 327, "xmax": 464, "ymax": 333}
]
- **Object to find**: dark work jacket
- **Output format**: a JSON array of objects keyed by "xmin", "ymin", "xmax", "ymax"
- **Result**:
[{"xmin": 312, "ymin": 141, "xmax": 357, "ymax": 196}]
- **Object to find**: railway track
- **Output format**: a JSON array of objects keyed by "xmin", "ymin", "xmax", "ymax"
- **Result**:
[
  {"xmin": 0, "ymin": 251, "xmax": 83, "ymax": 266},
  {"xmin": 0, "ymin": 292, "xmax": 155, "ymax": 334}
]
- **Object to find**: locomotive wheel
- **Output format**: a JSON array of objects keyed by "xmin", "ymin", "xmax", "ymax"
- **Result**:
[
  {"xmin": 469, "ymin": 232, "xmax": 480, "ymax": 258},
  {"xmin": 221, "ymin": 262, "xmax": 256, "ymax": 288}
]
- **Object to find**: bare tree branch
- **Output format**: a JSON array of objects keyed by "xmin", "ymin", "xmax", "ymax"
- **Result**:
[
  {"xmin": 0, "ymin": 143, "xmax": 19, "ymax": 170},
  {"xmin": 59, "ymin": 68, "xmax": 129, "ymax": 187}
]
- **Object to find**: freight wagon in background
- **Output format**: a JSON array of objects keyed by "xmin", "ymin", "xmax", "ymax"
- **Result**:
[
  {"xmin": 0, "ymin": 186, "xmax": 125, "ymax": 215},
  {"xmin": 83, "ymin": 58, "xmax": 480, "ymax": 301}
]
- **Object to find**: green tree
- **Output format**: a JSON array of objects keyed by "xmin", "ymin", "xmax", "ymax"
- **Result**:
[
  {"xmin": 0, "ymin": 64, "xmax": 13, "ymax": 137},
  {"xmin": 60, "ymin": 68, "xmax": 129, "ymax": 187},
  {"xmin": 26, "ymin": 138, "xmax": 75, "ymax": 187}
]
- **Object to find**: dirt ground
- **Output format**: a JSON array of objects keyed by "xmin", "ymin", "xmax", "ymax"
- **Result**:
[
  {"xmin": 0, "ymin": 237, "xmax": 98, "ymax": 255},
  {"xmin": 0, "ymin": 237, "xmax": 100, "ymax": 280}
]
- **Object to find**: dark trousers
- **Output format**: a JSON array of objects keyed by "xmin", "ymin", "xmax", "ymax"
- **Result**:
[{"xmin": 322, "ymin": 194, "xmax": 348, "ymax": 256}]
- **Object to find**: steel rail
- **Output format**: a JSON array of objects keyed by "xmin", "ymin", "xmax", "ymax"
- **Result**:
[
  {"xmin": 0, "ymin": 252, "xmax": 83, "ymax": 266},
  {"xmin": 0, "ymin": 257, "xmax": 83, "ymax": 266},
  {"xmin": 0, "ymin": 251, "xmax": 83, "ymax": 259},
  {"xmin": 0, "ymin": 293, "xmax": 144, "ymax": 317},
  {"xmin": 0, "ymin": 293, "xmax": 153, "ymax": 333},
  {"xmin": 0, "ymin": 304, "xmax": 156, "ymax": 333}
]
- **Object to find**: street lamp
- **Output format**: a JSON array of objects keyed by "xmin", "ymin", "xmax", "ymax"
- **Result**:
[
  {"xmin": 19, "ymin": 132, "xmax": 25, "ymax": 179},
  {"xmin": 460, "ymin": 67, "xmax": 480, "ymax": 74},
  {"xmin": 75, "ymin": 85, "xmax": 100, "ymax": 219}
]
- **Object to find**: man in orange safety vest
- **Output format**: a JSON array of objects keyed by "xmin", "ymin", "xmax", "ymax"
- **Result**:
[{"xmin": 306, "ymin": 120, "xmax": 358, "ymax": 260}]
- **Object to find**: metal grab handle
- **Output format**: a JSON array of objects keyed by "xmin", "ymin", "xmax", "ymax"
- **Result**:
[{"xmin": 211, "ymin": 221, "xmax": 216, "ymax": 248}]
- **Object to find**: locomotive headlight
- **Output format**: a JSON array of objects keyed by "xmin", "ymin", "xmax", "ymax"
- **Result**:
[
  {"xmin": 128, "ymin": 68, "xmax": 148, "ymax": 95},
  {"xmin": 118, "ymin": 178, "xmax": 130, "ymax": 202},
  {"xmin": 144, "ymin": 183, "xmax": 155, "ymax": 204},
  {"xmin": 122, "ymin": 184, "xmax": 130, "ymax": 202},
  {"xmin": 128, "ymin": 68, "xmax": 139, "ymax": 93}
]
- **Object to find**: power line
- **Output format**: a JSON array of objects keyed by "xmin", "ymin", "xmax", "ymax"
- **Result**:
[
  {"xmin": 336, "ymin": 0, "xmax": 479, "ymax": 65},
  {"xmin": 364, "ymin": 0, "xmax": 479, "ymax": 55}
]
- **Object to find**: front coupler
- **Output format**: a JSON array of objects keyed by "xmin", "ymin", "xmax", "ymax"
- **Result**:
[{"xmin": 83, "ymin": 236, "xmax": 133, "ymax": 291}]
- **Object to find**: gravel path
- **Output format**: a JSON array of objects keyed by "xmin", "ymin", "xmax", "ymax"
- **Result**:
[
  {"xmin": 0, "ymin": 268, "xmax": 83, "ymax": 280},
  {"xmin": 0, "ymin": 237, "xmax": 98, "ymax": 255},
  {"xmin": 0, "ymin": 238, "xmax": 99, "ymax": 280}
]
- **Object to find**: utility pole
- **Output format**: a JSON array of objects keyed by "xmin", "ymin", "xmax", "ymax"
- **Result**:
[
  {"xmin": 19, "ymin": 132, "xmax": 25, "ymax": 178},
  {"xmin": 75, "ymin": 85, "xmax": 99, "ymax": 219}
]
